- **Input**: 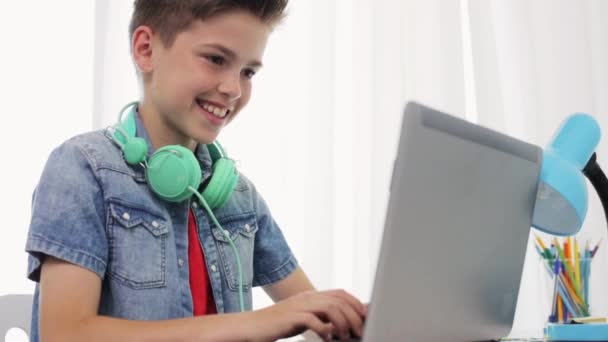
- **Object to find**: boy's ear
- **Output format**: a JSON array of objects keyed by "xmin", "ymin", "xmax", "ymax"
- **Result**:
[{"xmin": 132, "ymin": 26, "xmax": 155, "ymax": 73}]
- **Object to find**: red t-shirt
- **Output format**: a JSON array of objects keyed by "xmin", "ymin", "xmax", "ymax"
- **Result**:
[{"xmin": 188, "ymin": 209, "xmax": 217, "ymax": 315}]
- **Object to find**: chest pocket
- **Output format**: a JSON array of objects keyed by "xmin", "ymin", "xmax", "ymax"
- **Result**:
[
  {"xmin": 107, "ymin": 200, "xmax": 169, "ymax": 289},
  {"xmin": 211, "ymin": 212, "xmax": 258, "ymax": 292}
]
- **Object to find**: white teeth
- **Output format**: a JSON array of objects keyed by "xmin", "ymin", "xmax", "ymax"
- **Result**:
[
  {"xmin": 213, "ymin": 107, "xmax": 225, "ymax": 117},
  {"xmin": 199, "ymin": 101, "xmax": 228, "ymax": 118}
]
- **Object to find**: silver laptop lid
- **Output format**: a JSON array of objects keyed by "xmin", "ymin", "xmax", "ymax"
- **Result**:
[{"xmin": 363, "ymin": 102, "xmax": 541, "ymax": 341}]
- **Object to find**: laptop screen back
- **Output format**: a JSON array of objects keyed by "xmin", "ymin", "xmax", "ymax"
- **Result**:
[{"xmin": 364, "ymin": 102, "xmax": 541, "ymax": 341}]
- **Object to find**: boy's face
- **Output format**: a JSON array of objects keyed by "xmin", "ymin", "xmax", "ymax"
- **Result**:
[{"xmin": 135, "ymin": 10, "xmax": 271, "ymax": 147}]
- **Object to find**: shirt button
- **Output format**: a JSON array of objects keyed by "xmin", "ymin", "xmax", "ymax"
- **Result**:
[
  {"xmin": 210, "ymin": 264, "xmax": 217, "ymax": 272},
  {"xmin": 122, "ymin": 212, "xmax": 130, "ymax": 220},
  {"xmin": 178, "ymin": 259, "xmax": 184, "ymax": 267},
  {"xmin": 191, "ymin": 202, "xmax": 198, "ymax": 208},
  {"xmin": 151, "ymin": 220, "xmax": 159, "ymax": 228},
  {"xmin": 244, "ymin": 224, "xmax": 251, "ymax": 232}
]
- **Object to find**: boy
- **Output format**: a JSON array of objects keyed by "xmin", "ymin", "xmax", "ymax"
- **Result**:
[{"xmin": 25, "ymin": 1, "xmax": 366, "ymax": 341}]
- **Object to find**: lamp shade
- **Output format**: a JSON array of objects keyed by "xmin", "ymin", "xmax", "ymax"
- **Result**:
[{"xmin": 532, "ymin": 114, "xmax": 601, "ymax": 236}]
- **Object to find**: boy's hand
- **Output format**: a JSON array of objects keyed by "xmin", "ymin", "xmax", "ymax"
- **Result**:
[{"xmin": 247, "ymin": 289, "xmax": 367, "ymax": 341}]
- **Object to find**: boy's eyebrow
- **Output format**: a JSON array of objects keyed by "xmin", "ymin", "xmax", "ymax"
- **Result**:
[{"xmin": 202, "ymin": 43, "xmax": 263, "ymax": 68}]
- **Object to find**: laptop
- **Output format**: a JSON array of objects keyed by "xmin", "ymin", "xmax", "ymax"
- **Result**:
[{"xmin": 296, "ymin": 101, "xmax": 542, "ymax": 341}]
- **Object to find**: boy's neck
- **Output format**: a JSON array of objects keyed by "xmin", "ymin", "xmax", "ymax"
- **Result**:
[{"xmin": 137, "ymin": 100, "xmax": 197, "ymax": 152}]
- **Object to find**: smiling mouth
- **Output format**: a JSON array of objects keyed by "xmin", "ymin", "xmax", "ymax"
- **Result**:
[{"xmin": 196, "ymin": 99, "xmax": 231, "ymax": 119}]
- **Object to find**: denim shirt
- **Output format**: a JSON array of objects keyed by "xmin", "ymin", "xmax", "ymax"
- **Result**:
[{"xmin": 25, "ymin": 113, "xmax": 297, "ymax": 341}]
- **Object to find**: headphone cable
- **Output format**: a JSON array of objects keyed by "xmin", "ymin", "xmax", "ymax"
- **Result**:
[{"xmin": 189, "ymin": 186, "xmax": 245, "ymax": 312}]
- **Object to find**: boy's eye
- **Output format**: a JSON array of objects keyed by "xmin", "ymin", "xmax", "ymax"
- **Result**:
[
  {"xmin": 243, "ymin": 69, "xmax": 256, "ymax": 79},
  {"xmin": 206, "ymin": 55, "xmax": 225, "ymax": 65}
]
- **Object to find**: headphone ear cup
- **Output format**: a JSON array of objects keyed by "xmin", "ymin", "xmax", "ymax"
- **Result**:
[
  {"xmin": 146, "ymin": 145, "xmax": 201, "ymax": 202},
  {"xmin": 202, "ymin": 158, "xmax": 239, "ymax": 209},
  {"xmin": 122, "ymin": 137, "xmax": 148, "ymax": 165}
]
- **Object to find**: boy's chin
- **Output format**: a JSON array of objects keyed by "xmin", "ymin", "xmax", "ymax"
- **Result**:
[{"xmin": 193, "ymin": 130, "xmax": 221, "ymax": 145}]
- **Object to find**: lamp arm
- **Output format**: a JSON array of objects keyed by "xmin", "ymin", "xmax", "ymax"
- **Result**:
[{"xmin": 583, "ymin": 153, "xmax": 608, "ymax": 229}]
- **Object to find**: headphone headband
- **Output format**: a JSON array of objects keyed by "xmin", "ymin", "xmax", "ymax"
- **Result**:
[{"xmin": 113, "ymin": 102, "xmax": 138, "ymax": 145}]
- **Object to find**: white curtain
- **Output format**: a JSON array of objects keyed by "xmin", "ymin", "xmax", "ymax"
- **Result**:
[{"xmin": 2, "ymin": 0, "xmax": 608, "ymax": 340}]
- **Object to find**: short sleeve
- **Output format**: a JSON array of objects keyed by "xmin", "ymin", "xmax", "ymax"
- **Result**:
[
  {"xmin": 249, "ymin": 181, "xmax": 298, "ymax": 287},
  {"xmin": 26, "ymin": 141, "xmax": 108, "ymax": 282}
]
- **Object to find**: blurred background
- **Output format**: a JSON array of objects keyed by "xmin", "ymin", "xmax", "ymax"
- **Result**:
[{"xmin": 1, "ymin": 0, "xmax": 608, "ymax": 339}]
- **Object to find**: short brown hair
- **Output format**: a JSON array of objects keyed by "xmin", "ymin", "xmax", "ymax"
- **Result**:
[{"xmin": 129, "ymin": 0, "xmax": 289, "ymax": 47}]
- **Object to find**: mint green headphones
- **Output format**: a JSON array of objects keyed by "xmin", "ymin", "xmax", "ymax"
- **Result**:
[
  {"xmin": 111, "ymin": 102, "xmax": 239, "ymax": 209},
  {"xmin": 111, "ymin": 102, "xmax": 246, "ymax": 312}
]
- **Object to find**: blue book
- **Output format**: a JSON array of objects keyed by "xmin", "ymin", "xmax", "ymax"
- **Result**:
[{"xmin": 546, "ymin": 323, "xmax": 608, "ymax": 341}]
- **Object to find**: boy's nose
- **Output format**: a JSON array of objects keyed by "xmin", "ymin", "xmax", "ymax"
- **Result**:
[{"xmin": 217, "ymin": 73, "xmax": 242, "ymax": 101}]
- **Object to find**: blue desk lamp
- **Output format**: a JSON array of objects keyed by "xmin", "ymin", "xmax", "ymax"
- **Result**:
[{"xmin": 532, "ymin": 113, "xmax": 607, "ymax": 236}]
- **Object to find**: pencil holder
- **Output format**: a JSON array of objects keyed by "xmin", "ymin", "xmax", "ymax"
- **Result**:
[{"xmin": 538, "ymin": 256, "xmax": 593, "ymax": 324}]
